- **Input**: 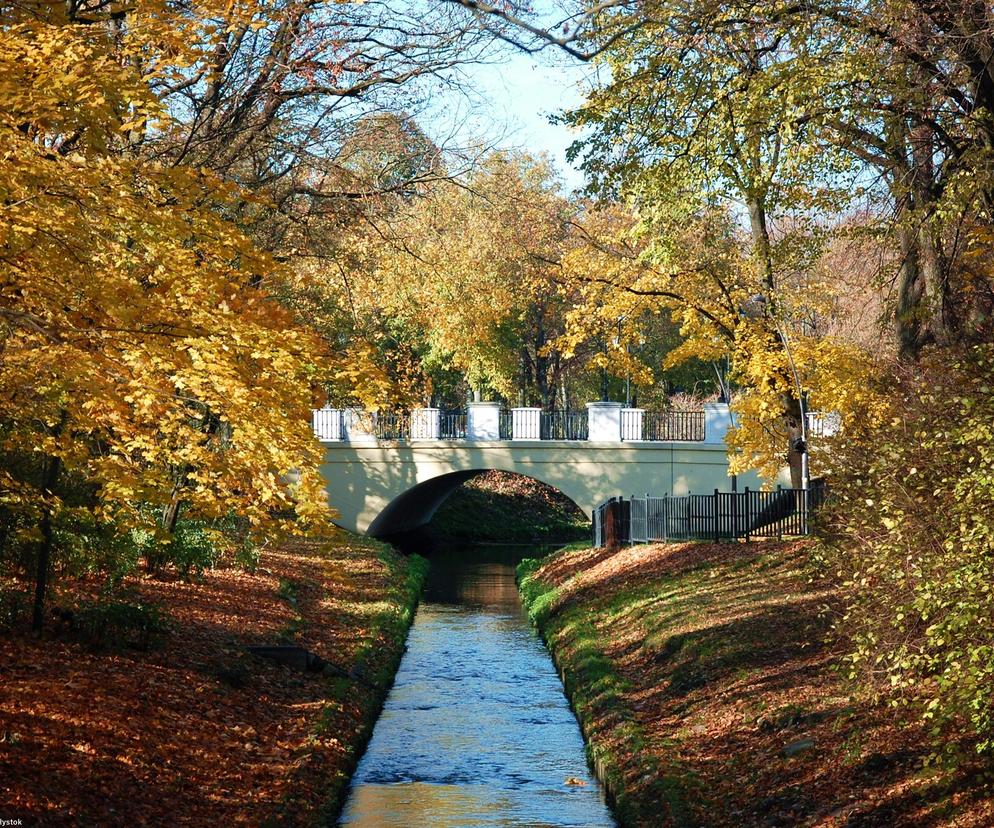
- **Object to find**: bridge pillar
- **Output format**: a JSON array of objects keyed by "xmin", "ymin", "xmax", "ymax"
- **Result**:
[
  {"xmin": 411, "ymin": 407, "xmax": 441, "ymax": 440},
  {"xmin": 467, "ymin": 401, "xmax": 501, "ymax": 440},
  {"xmin": 587, "ymin": 401, "xmax": 623, "ymax": 441},
  {"xmin": 704, "ymin": 402, "xmax": 734, "ymax": 444},
  {"xmin": 343, "ymin": 408, "xmax": 377, "ymax": 442}
]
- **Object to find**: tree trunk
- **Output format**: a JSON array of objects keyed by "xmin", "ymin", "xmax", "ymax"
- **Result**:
[
  {"xmin": 746, "ymin": 191, "xmax": 805, "ymax": 487},
  {"xmin": 151, "ymin": 412, "xmax": 219, "ymax": 571},
  {"xmin": 746, "ymin": 194, "xmax": 776, "ymax": 293},
  {"xmin": 909, "ymin": 121, "xmax": 957, "ymax": 348},
  {"xmin": 161, "ymin": 488, "xmax": 183, "ymax": 535},
  {"xmin": 785, "ymin": 406, "xmax": 805, "ymax": 490},
  {"xmin": 32, "ymin": 414, "xmax": 66, "ymax": 632},
  {"xmin": 895, "ymin": 223, "xmax": 929, "ymax": 360}
]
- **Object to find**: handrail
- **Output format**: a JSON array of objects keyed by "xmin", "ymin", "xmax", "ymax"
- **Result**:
[
  {"xmin": 312, "ymin": 405, "xmax": 713, "ymax": 443},
  {"xmin": 593, "ymin": 483, "xmax": 828, "ymax": 546}
]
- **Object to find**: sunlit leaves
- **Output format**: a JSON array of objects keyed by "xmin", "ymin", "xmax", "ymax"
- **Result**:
[{"xmin": 1, "ymin": 2, "xmax": 333, "ymax": 544}]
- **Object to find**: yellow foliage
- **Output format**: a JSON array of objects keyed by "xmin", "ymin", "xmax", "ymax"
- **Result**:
[
  {"xmin": 366, "ymin": 152, "xmax": 573, "ymax": 398},
  {"xmin": 0, "ymin": 2, "xmax": 337, "ymax": 538},
  {"xmin": 559, "ymin": 204, "xmax": 889, "ymax": 483}
]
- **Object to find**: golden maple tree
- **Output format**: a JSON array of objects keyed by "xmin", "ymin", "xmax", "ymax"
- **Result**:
[{"xmin": 0, "ymin": 2, "xmax": 338, "ymax": 624}]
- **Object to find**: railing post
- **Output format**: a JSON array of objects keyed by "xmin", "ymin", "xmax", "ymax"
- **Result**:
[
  {"xmin": 311, "ymin": 408, "xmax": 343, "ymax": 441},
  {"xmin": 586, "ymin": 401, "xmax": 623, "ymax": 441},
  {"xmin": 731, "ymin": 478, "xmax": 739, "ymax": 539},
  {"xmin": 776, "ymin": 485, "xmax": 783, "ymax": 541},
  {"xmin": 714, "ymin": 488, "xmax": 720, "ymax": 542},
  {"xmin": 620, "ymin": 407, "xmax": 644, "ymax": 441},
  {"xmin": 467, "ymin": 401, "xmax": 501, "ymax": 441},
  {"xmin": 703, "ymin": 402, "xmax": 733, "ymax": 445},
  {"xmin": 511, "ymin": 407, "xmax": 542, "ymax": 440},
  {"xmin": 410, "ymin": 407, "xmax": 441, "ymax": 440},
  {"xmin": 744, "ymin": 487, "xmax": 750, "ymax": 542}
]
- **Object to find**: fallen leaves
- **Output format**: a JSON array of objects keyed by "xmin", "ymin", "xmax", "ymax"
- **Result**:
[
  {"xmin": 0, "ymin": 536, "xmax": 418, "ymax": 826},
  {"xmin": 529, "ymin": 540, "xmax": 994, "ymax": 827}
]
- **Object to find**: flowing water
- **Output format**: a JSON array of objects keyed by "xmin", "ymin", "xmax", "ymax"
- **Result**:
[{"xmin": 338, "ymin": 545, "xmax": 616, "ymax": 827}]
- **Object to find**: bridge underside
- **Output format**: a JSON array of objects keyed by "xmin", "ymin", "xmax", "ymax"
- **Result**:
[
  {"xmin": 366, "ymin": 469, "xmax": 484, "ymax": 537},
  {"xmin": 320, "ymin": 440, "xmax": 774, "ymax": 538}
]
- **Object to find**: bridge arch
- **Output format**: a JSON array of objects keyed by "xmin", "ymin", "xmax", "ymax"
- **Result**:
[{"xmin": 365, "ymin": 468, "xmax": 587, "ymax": 539}]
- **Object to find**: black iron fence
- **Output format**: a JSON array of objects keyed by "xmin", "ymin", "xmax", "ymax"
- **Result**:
[
  {"xmin": 372, "ymin": 411, "xmax": 410, "ymax": 440},
  {"xmin": 499, "ymin": 410, "xmax": 513, "ymax": 440},
  {"xmin": 440, "ymin": 411, "xmax": 467, "ymax": 439},
  {"xmin": 540, "ymin": 410, "xmax": 589, "ymax": 440},
  {"xmin": 593, "ymin": 482, "xmax": 827, "ymax": 546},
  {"xmin": 637, "ymin": 410, "xmax": 706, "ymax": 441}
]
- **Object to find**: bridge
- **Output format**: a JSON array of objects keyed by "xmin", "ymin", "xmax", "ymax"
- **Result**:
[{"xmin": 314, "ymin": 401, "xmax": 793, "ymax": 537}]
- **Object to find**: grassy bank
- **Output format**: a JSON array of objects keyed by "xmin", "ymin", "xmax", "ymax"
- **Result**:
[
  {"xmin": 0, "ymin": 534, "xmax": 427, "ymax": 826},
  {"xmin": 519, "ymin": 541, "xmax": 994, "ymax": 828},
  {"xmin": 429, "ymin": 470, "xmax": 588, "ymax": 543}
]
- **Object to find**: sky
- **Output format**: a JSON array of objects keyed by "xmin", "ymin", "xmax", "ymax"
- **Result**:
[{"xmin": 427, "ymin": 45, "xmax": 593, "ymax": 193}]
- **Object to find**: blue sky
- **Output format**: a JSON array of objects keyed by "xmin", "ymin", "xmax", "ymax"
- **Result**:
[{"xmin": 428, "ymin": 44, "xmax": 593, "ymax": 193}]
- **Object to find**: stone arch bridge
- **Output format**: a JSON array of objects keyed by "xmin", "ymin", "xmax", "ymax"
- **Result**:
[{"xmin": 315, "ymin": 401, "xmax": 789, "ymax": 538}]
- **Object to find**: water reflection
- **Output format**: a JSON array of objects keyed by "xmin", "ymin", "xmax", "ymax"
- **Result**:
[{"xmin": 338, "ymin": 546, "xmax": 615, "ymax": 827}]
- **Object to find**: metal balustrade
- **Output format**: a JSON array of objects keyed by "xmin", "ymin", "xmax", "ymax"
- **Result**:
[
  {"xmin": 498, "ymin": 411, "xmax": 513, "ymax": 440},
  {"xmin": 373, "ymin": 411, "xmax": 410, "ymax": 441},
  {"xmin": 593, "ymin": 483, "xmax": 828, "ymax": 546},
  {"xmin": 540, "ymin": 410, "xmax": 588, "ymax": 441},
  {"xmin": 637, "ymin": 410, "xmax": 706, "ymax": 441},
  {"xmin": 440, "ymin": 411, "xmax": 467, "ymax": 439}
]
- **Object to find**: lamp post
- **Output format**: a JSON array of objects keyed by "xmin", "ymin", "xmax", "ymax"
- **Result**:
[{"xmin": 741, "ymin": 294, "xmax": 809, "ymax": 491}]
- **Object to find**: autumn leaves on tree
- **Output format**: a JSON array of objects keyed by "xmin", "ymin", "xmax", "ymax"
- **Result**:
[{"xmin": 0, "ymin": 0, "xmax": 486, "ymax": 625}]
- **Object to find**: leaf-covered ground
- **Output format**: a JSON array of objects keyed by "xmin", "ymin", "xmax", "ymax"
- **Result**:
[
  {"xmin": 429, "ymin": 470, "xmax": 589, "ymax": 543},
  {"xmin": 0, "ymin": 535, "xmax": 426, "ymax": 826},
  {"xmin": 519, "ymin": 541, "xmax": 994, "ymax": 827}
]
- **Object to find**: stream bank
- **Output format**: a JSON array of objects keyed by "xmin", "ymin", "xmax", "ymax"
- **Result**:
[
  {"xmin": 517, "ymin": 540, "xmax": 994, "ymax": 828},
  {"xmin": 0, "ymin": 534, "xmax": 427, "ymax": 826}
]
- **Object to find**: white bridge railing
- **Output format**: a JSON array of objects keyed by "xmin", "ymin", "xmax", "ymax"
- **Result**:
[
  {"xmin": 314, "ymin": 403, "xmax": 843, "ymax": 445},
  {"xmin": 312, "ymin": 402, "xmax": 735, "ymax": 445}
]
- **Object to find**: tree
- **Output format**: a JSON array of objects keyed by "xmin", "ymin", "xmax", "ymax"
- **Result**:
[
  {"xmin": 0, "ymin": 1, "xmax": 346, "ymax": 626},
  {"xmin": 557, "ymin": 204, "xmax": 887, "ymax": 485},
  {"xmin": 449, "ymin": 0, "xmax": 994, "ymax": 360},
  {"xmin": 365, "ymin": 151, "xmax": 590, "ymax": 406},
  {"xmin": 148, "ymin": 0, "xmax": 493, "ymax": 256},
  {"xmin": 560, "ymin": 1, "xmax": 867, "ymax": 485}
]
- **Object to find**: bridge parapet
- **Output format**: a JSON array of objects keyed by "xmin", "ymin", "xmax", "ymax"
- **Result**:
[{"xmin": 312, "ymin": 402, "xmax": 728, "ymax": 444}]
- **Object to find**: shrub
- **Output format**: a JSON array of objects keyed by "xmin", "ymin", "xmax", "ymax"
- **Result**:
[
  {"xmin": 0, "ymin": 588, "xmax": 28, "ymax": 631},
  {"xmin": 66, "ymin": 598, "xmax": 168, "ymax": 650},
  {"xmin": 821, "ymin": 344, "xmax": 994, "ymax": 756},
  {"xmin": 138, "ymin": 517, "xmax": 221, "ymax": 577},
  {"xmin": 53, "ymin": 509, "xmax": 143, "ymax": 586}
]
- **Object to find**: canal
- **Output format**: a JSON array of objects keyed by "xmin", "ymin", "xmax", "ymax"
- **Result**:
[{"xmin": 338, "ymin": 545, "xmax": 616, "ymax": 827}]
